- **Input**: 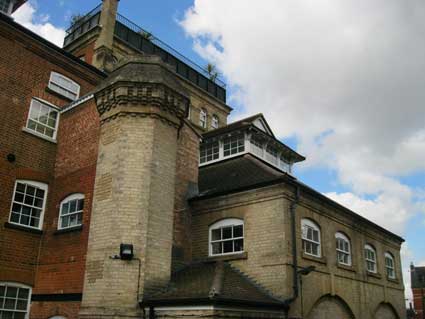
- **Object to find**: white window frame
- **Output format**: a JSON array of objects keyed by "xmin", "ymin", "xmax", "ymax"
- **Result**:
[
  {"xmin": 187, "ymin": 105, "xmax": 191, "ymax": 120},
  {"xmin": 364, "ymin": 244, "xmax": 377, "ymax": 273},
  {"xmin": 9, "ymin": 180, "xmax": 48, "ymax": 230},
  {"xmin": 0, "ymin": 281, "xmax": 32, "ymax": 319},
  {"xmin": 0, "ymin": 0, "xmax": 14, "ymax": 15},
  {"xmin": 24, "ymin": 98, "xmax": 60, "ymax": 142},
  {"xmin": 301, "ymin": 219, "xmax": 321, "ymax": 257},
  {"xmin": 48, "ymin": 72, "xmax": 80, "ymax": 101},
  {"xmin": 335, "ymin": 232, "xmax": 351, "ymax": 266},
  {"xmin": 223, "ymin": 134, "xmax": 245, "ymax": 158},
  {"xmin": 199, "ymin": 141, "xmax": 220, "ymax": 164},
  {"xmin": 199, "ymin": 108, "xmax": 207, "ymax": 128},
  {"xmin": 385, "ymin": 252, "xmax": 396, "ymax": 279},
  {"xmin": 209, "ymin": 218, "xmax": 244, "ymax": 257},
  {"xmin": 58, "ymin": 193, "xmax": 84, "ymax": 230},
  {"xmin": 211, "ymin": 115, "xmax": 219, "ymax": 129}
]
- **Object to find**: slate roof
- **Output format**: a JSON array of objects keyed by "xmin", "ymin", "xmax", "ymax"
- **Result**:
[
  {"xmin": 203, "ymin": 113, "xmax": 274, "ymax": 139},
  {"xmin": 142, "ymin": 261, "xmax": 285, "ymax": 309},
  {"xmin": 411, "ymin": 265, "xmax": 425, "ymax": 288},
  {"xmin": 194, "ymin": 154, "xmax": 404, "ymax": 243},
  {"xmin": 198, "ymin": 154, "xmax": 291, "ymax": 198}
]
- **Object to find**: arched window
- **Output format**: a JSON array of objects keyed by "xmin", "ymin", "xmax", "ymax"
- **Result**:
[
  {"xmin": 0, "ymin": 282, "xmax": 32, "ymax": 318},
  {"xmin": 385, "ymin": 252, "xmax": 396, "ymax": 279},
  {"xmin": 301, "ymin": 219, "xmax": 321, "ymax": 257},
  {"xmin": 48, "ymin": 71, "xmax": 80, "ymax": 100},
  {"xmin": 211, "ymin": 115, "xmax": 219, "ymax": 129},
  {"xmin": 335, "ymin": 232, "xmax": 351, "ymax": 266},
  {"xmin": 58, "ymin": 194, "xmax": 84, "ymax": 230},
  {"xmin": 364, "ymin": 244, "xmax": 377, "ymax": 273},
  {"xmin": 209, "ymin": 219, "xmax": 244, "ymax": 256},
  {"xmin": 9, "ymin": 180, "xmax": 48, "ymax": 230},
  {"xmin": 199, "ymin": 109, "xmax": 207, "ymax": 128}
]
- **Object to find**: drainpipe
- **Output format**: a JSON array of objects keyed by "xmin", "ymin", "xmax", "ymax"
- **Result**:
[{"xmin": 283, "ymin": 185, "xmax": 300, "ymax": 318}]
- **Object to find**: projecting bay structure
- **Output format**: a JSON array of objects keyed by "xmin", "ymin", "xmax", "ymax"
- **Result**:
[{"xmin": 0, "ymin": 1, "xmax": 406, "ymax": 318}]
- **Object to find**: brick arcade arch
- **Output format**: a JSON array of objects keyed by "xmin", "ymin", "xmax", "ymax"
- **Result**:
[
  {"xmin": 374, "ymin": 302, "xmax": 399, "ymax": 319},
  {"xmin": 307, "ymin": 294, "xmax": 355, "ymax": 319}
]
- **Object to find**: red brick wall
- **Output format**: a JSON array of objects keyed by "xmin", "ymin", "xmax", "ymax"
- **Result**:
[
  {"xmin": 413, "ymin": 288, "xmax": 424, "ymax": 319},
  {"xmin": 0, "ymin": 18, "xmax": 103, "ymax": 319},
  {"xmin": 34, "ymin": 100, "xmax": 99, "ymax": 296}
]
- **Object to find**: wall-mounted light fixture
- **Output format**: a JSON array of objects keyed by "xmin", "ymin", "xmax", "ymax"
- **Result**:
[{"xmin": 120, "ymin": 243, "xmax": 134, "ymax": 260}]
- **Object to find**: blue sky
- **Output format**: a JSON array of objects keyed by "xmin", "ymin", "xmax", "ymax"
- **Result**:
[{"xmin": 13, "ymin": 0, "xmax": 425, "ymax": 302}]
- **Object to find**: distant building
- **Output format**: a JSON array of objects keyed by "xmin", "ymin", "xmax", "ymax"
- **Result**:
[
  {"xmin": 411, "ymin": 263, "xmax": 425, "ymax": 319},
  {"xmin": 0, "ymin": 1, "xmax": 406, "ymax": 318}
]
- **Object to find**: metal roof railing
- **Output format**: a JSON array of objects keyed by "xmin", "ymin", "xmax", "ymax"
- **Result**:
[
  {"xmin": 115, "ymin": 13, "xmax": 226, "ymax": 89},
  {"xmin": 63, "ymin": 4, "xmax": 101, "ymax": 47}
]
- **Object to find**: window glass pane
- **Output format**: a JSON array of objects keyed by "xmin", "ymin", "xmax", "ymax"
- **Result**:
[
  {"xmin": 211, "ymin": 229, "xmax": 221, "ymax": 241},
  {"xmin": 222, "ymin": 227, "xmax": 232, "ymax": 239},
  {"xmin": 223, "ymin": 241, "xmax": 233, "ymax": 253},
  {"xmin": 234, "ymin": 239, "xmax": 243, "ymax": 252},
  {"xmin": 77, "ymin": 199, "xmax": 84, "ymax": 211},
  {"xmin": 233, "ymin": 225, "xmax": 243, "ymax": 238},
  {"xmin": 212, "ymin": 242, "xmax": 222, "ymax": 254},
  {"xmin": 69, "ymin": 200, "xmax": 77, "ymax": 212}
]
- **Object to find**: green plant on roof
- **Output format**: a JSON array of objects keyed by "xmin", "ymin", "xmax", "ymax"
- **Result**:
[
  {"xmin": 140, "ymin": 31, "xmax": 154, "ymax": 40},
  {"xmin": 206, "ymin": 63, "xmax": 220, "ymax": 82}
]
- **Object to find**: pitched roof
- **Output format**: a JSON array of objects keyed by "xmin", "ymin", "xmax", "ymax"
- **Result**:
[
  {"xmin": 411, "ymin": 265, "xmax": 425, "ymax": 288},
  {"xmin": 142, "ymin": 261, "xmax": 285, "ymax": 309},
  {"xmin": 198, "ymin": 154, "xmax": 290, "ymax": 198},
  {"xmin": 194, "ymin": 154, "xmax": 404, "ymax": 243},
  {"xmin": 203, "ymin": 113, "xmax": 273, "ymax": 139}
]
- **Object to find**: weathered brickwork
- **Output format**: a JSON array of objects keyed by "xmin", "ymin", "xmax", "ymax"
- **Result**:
[{"xmin": 0, "ymin": 16, "xmax": 103, "ymax": 319}]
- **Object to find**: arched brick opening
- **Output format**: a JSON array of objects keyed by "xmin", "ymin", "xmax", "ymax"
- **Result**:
[
  {"xmin": 307, "ymin": 294, "xmax": 355, "ymax": 319},
  {"xmin": 374, "ymin": 302, "xmax": 399, "ymax": 319}
]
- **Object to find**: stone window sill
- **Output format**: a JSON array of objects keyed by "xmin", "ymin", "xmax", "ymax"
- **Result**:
[
  {"xmin": 366, "ymin": 271, "xmax": 382, "ymax": 279},
  {"xmin": 302, "ymin": 252, "xmax": 327, "ymax": 265},
  {"xmin": 54, "ymin": 225, "xmax": 83, "ymax": 235},
  {"xmin": 4, "ymin": 222, "xmax": 43, "ymax": 235},
  {"xmin": 207, "ymin": 252, "xmax": 248, "ymax": 262},
  {"xmin": 387, "ymin": 277, "xmax": 399, "ymax": 284},
  {"xmin": 337, "ymin": 263, "xmax": 356, "ymax": 273}
]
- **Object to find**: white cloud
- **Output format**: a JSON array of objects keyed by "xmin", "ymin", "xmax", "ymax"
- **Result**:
[
  {"xmin": 181, "ymin": 0, "xmax": 425, "ymax": 301},
  {"xmin": 12, "ymin": 1, "xmax": 66, "ymax": 47}
]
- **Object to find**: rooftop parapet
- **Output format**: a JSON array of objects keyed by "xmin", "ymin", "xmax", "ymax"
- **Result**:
[{"xmin": 63, "ymin": 4, "xmax": 227, "ymax": 103}]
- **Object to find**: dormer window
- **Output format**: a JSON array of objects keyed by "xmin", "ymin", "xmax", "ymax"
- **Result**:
[
  {"xmin": 198, "ymin": 115, "xmax": 304, "ymax": 172},
  {"xmin": 0, "ymin": 0, "xmax": 14, "ymax": 15},
  {"xmin": 223, "ymin": 134, "xmax": 244, "ymax": 157},
  {"xmin": 48, "ymin": 72, "xmax": 80, "ymax": 101}
]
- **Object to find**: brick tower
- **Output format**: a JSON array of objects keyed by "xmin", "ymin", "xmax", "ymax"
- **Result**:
[{"xmin": 79, "ymin": 56, "xmax": 189, "ymax": 318}]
